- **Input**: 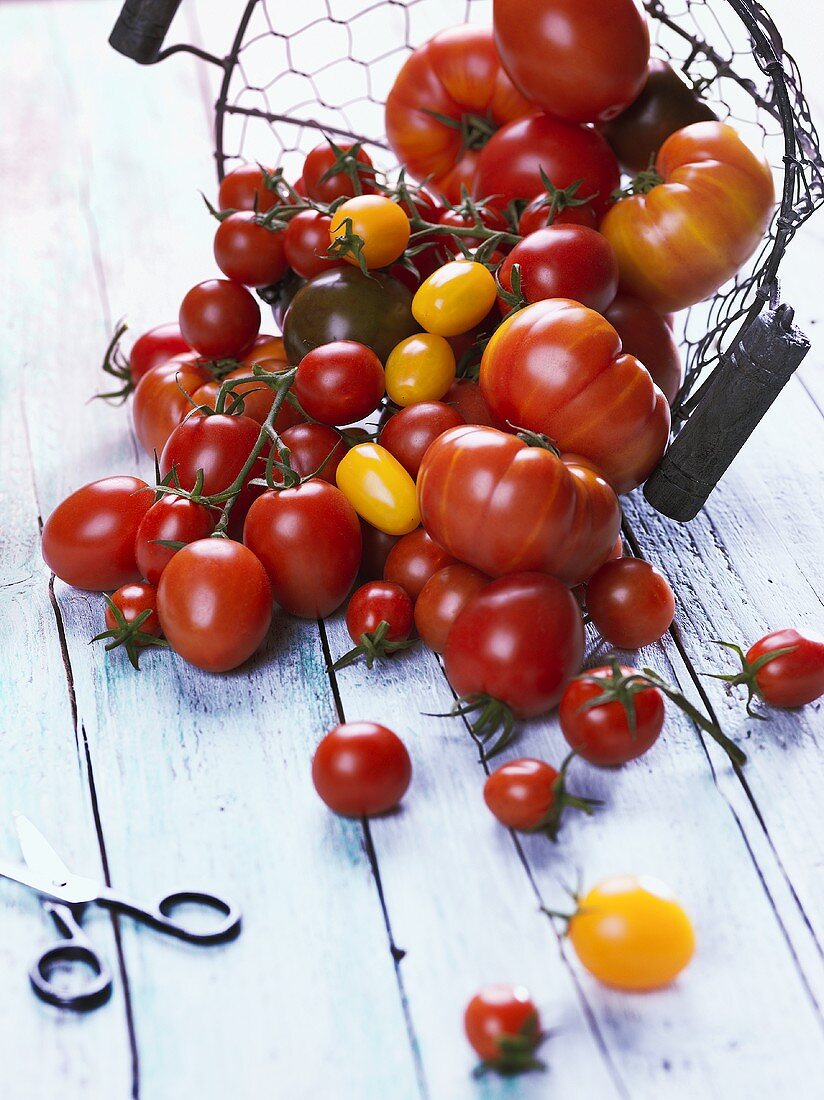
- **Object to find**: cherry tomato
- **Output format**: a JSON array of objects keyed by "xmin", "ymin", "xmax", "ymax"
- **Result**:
[
  {"xmin": 277, "ymin": 423, "xmax": 346, "ymax": 484},
  {"xmin": 160, "ymin": 413, "xmax": 262, "ymax": 497},
  {"xmin": 587, "ymin": 558, "xmax": 675, "ymax": 649},
  {"xmin": 312, "ymin": 722, "xmax": 412, "ymax": 816},
  {"xmin": 218, "ymin": 163, "xmax": 278, "ymax": 213},
  {"xmin": 42, "ymin": 476, "xmax": 153, "ymax": 592},
  {"xmin": 464, "ymin": 985, "xmax": 542, "ymax": 1071},
  {"xmin": 302, "ymin": 141, "xmax": 375, "ymax": 203},
  {"xmin": 129, "ymin": 324, "xmax": 190, "ymax": 386},
  {"xmin": 445, "ymin": 573, "xmax": 585, "ymax": 718},
  {"xmin": 413, "ymin": 261, "xmax": 498, "ymax": 338},
  {"xmin": 293, "ymin": 341, "xmax": 385, "ymax": 425},
  {"xmin": 132, "ymin": 357, "xmax": 212, "ymax": 457},
  {"xmin": 442, "ymin": 379, "xmax": 498, "ymax": 427},
  {"xmin": 179, "ymin": 279, "xmax": 261, "ymax": 359},
  {"xmin": 414, "ymin": 564, "xmax": 488, "ymax": 654},
  {"xmin": 483, "ymin": 757, "xmax": 592, "ymax": 838},
  {"xmin": 722, "ymin": 629, "xmax": 824, "ymax": 709},
  {"xmin": 346, "ymin": 582, "xmax": 413, "ymax": 645},
  {"xmin": 241, "ymin": 334, "xmax": 286, "ymax": 368},
  {"xmin": 568, "ymin": 876, "xmax": 695, "ymax": 991},
  {"xmin": 518, "ymin": 193, "xmax": 598, "ymax": 235},
  {"xmin": 437, "ymin": 203, "xmax": 510, "ymax": 253},
  {"xmin": 329, "ymin": 196, "xmax": 410, "ymax": 271},
  {"xmin": 284, "ymin": 211, "xmax": 342, "ymax": 280},
  {"xmin": 105, "ymin": 582, "xmax": 161, "ymax": 637},
  {"xmin": 383, "ymin": 529, "xmax": 456, "ymax": 602},
  {"xmin": 499, "ymin": 226, "xmax": 618, "ymax": 314},
  {"xmin": 213, "ymin": 212, "xmax": 288, "ymax": 288},
  {"xmin": 336, "ymin": 443, "xmax": 420, "ymax": 537},
  {"xmin": 379, "ymin": 401, "xmax": 464, "ymax": 479},
  {"xmin": 384, "ymin": 334, "xmax": 456, "ymax": 407},
  {"xmin": 157, "ymin": 538, "xmax": 272, "ymax": 673},
  {"xmin": 244, "ymin": 481, "xmax": 361, "ymax": 618},
  {"xmin": 604, "ymin": 295, "xmax": 683, "ymax": 406},
  {"xmin": 559, "ymin": 664, "xmax": 665, "ymax": 765},
  {"xmin": 358, "ymin": 520, "xmax": 400, "ymax": 583},
  {"xmin": 135, "ymin": 495, "xmax": 216, "ymax": 585}
]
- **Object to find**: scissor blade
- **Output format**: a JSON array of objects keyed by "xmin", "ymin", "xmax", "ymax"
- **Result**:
[
  {"xmin": 13, "ymin": 813, "xmax": 73, "ymax": 888},
  {"xmin": 0, "ymin": 856, "xmax": 62, "ymax": 896}
]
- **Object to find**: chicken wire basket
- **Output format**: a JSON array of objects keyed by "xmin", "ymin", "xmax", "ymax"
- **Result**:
[{"xmin": 110, "ymin": 0, "xmax": 823, "ymax": 521}]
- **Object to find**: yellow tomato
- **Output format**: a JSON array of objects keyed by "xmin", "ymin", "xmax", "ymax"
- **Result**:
[
  {"xmin": 385, "ymin": 334, "xmax": 456, "ymax": 407},
  {"xmin": 336, "ymin": 443, "xmax": 421, "ymax": 536},
  {"xmin": 568, "ymin": 875, "xmax": 695, "ymax": 991},
  {"xmin": 329, "ymin": 195, "xmax": 411, "ymax": 270},
  {"xmin": 412, "ymin": 260, "xmax": 498, "ymax": 337}
]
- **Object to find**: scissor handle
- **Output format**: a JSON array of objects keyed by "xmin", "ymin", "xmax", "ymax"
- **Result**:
[
  {"xmin": 101, "ymin": 887, "xmax": 242, "ymax": 944},
  {"xmin": 30, "ymin": 903, "xmax": 113, "ymax": 1012}
]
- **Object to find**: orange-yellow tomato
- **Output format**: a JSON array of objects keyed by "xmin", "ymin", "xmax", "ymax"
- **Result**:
[
  {"xmin": 568, "ymin": 875, "xmax": 695, "ymax": 991},
  {"xmin": 336, "ymin": 443, "xmax": 421, "ymax": 536},
  {"xmin": 385, "ymin": 334, "xmax": 456, "ymax": 407},
  {"xmin": 412, "ymin": 261, "xmax": 497, "ymax": 337},
  {"xmin": 329, "ymin": 195, "xmax": 410, "ymax": 270}
]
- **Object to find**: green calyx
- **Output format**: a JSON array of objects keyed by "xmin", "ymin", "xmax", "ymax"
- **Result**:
[
  {"xmin": 435, "ymin": 693, "xmax": 518, "ymax": 758},
  {"xmin": 530, "ymin": 752, "xmax": 601, "ymax": 842},
  {"xmin": 473, "ymin": 1013, "xmax": 546, "ymax": 1077},
  {"xmin": 91, "ymin": 596, "xmax": 168, "ymax": 672},
  {"xmin": 333, "ymin": 620, "xmax": 417, "ymax": 672},
  {"xmin": 531, "ymin": 170, "xmax": 598, "ymax": 225}
]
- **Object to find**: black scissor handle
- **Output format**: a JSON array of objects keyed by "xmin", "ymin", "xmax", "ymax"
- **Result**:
[
  {"xmin": 102, "ymin": 888, "xmax": 242, "ymax": 945},
  {"xmin": 30, "ymin": 904, "xmax": 113, "ymax": 1012}
]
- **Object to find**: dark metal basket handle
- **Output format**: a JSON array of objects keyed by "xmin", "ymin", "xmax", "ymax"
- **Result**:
[{"xmin": 109, "ymin": 0, "xmax": 183, "ymax": 64}]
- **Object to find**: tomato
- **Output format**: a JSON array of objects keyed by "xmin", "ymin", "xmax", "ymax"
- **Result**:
[
  {"xmin": 218, "ymin": 163, "xmax": 278, "ymax": 213},
  {"xmin": 437, "ymin": 203, "xmax": 510, "ymax": 253},
  {"xmin": 156, "ymin": 538, "xmax": 272, "ymax": 673},
  {"xmin": 277, "ymin": 423, "xmax": 346, "ymax": 484},
  {"xmin": 567, "ymin": 876, "xmax": 695, "ymax": 991},
  {"xmin": 293, "ymin": 341, "xmax": 385, "ymax": 425},
  {"xmin": 302, "ymin": 141, "xmax": 376, "ymax": 203},
  {"xmin": 464, "ymin": 985, "xmax": 542, "ymax": 1072},
  {"xmin": 601, "ymin": 122, "xmax": 775, "ymax": 313},
  {"xmin": 241, "ymin": 334, "xmax": 286, "ymax": 367},
  {"xmin": 412, "ymin": 261, "xmax": 497, "ymax": 338},
  {"xmin": 599, "ymin": 60, "xmax": 716, "ymax": 173},
  {"xmin": 603, "ymin": 295, "xmax": 683, "ymax": 406},
  {"xmin": 445, "ymin": 573, "xmax": 585, "ymax": 721},
  {"xmin": 358, "ymin": 520, "xmax": 400, "ymax": 583},
  {"xmin": 346, "ymin": 581, "xmax": 413, "ymax": 647},
  {"xmin": 311, "ymin": 722, "xmax": 412, "ymax": 817},
  {"xmin": 244, "ymin": 481, "xmax": 361, "ymax": 618},
  {"xmin": 42, "ymin": 476, "xmax": 153, "ymax": 592},
  {"xmin": 418, "ymin": 426, "xmax": 620, "ymax": 585},
  {"xmin": 132, "ymin": 357, "xmax": 212, "ymax": 457},
  {"xmin": 283, "ymin": 211, "xmax": 342, "ymax": 280},
  {"xmin": 499, "ymin": 226, "xmax": 618, "ymax": 314},
  {"xmin": 105, "ymin": 581, "xmax": 161, "ymax": 637},
  {"xmin": 384, "ymin": 26, "xmax": 534, "ymax": 203},
  {"xmin": 481, "ymin": 300, "xmax": 670, "ymax": 493},
  {"xmin": 587, "ymin": 557, "xmax": 675, "ymax": 649},
  {"xmin": 129, "ymin": 324, "xmax": 190, "ymax": 386},
  {"xmin": 193, "ymin": 361, "xmax": 302, "ymax": 429},
  {"xmin": 384, "ymin": 334, "xmax": 456, "ymax": 407},
  {"xmin": 559, "ymin": 664, "xmax": 664, "ymax": 765},
  {"xmin": 179, "ymin": 279, "xmax": 260, "ymax": 359},
  {"xmin": 379, "ymin": 401, "xmax": 464, "ymax": 479},
  {"xmin": 134, "ymin": 495, "xmax": 216, "ymax": 585},
  {"xmin": 442, "ymin": 379, "xmax": 497, "ymax": 427},
  {"xmin": 283, "ymin": 268, "xmax": 419, "ymax": 366},
  {"xmin": 716, "ymin": 629, "xmax": 824, "ymax": 710},
  {"xmin": 414, "ymin": 564, "xmax": 488, "ymax": 654},
  {"xmin": 473, "ymin": 114, "xmax": 620, "ymax": 219},
  {"xmin": 329, "ymin": 196, "xmax": 410, "ymax": 270},
  {"xmin": 483, "ymin": 757, "xmax": 596, "ymax": 839},
  {"xmin": 160, "ymin": 413, "xmax": 262, "ymax": 497},
  {"xmin": 336, "ymin": 443, "xmax": 420, "ymax": 537},
  {"xmin": 518, "ymin": 191, "xmax": 598, "ymax": 235},
  {"xmin": 213, "ymin": 212, "xmax": 288, "ymax": 288},
  {"xmin": 384, "ymin": 529, "xmax": 455, "ymax": 601}
]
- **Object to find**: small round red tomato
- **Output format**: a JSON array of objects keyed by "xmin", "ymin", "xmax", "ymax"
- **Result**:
[
  {"xmin": 284, "ymin": 211, "xmax": 341, "ymax": 280},
  {"xmin": 218, "ymin": 163, "xmax": 278, "ymax": 213},
  {"xmin": 243, "ymin": 481, "xmax": 361, "ymax": 619},
  {"xmin": 105, "ymin": 582, "xmax": 161, "ymax": 637},
  {"xmin": 724, "ymin": 629, "xmax": 824, "ymax": 709},
  {"xmin": 499, "ymin": 226, "xmax": 618, "ymax": 314},
  {"xmin": 483, "ymin": 757, "xmax": 594, "ymax": 838},
  {"xmin": 604, "ymin": 295, "xmax": 683, "ymax": 406},
  {"xmin": 441, "ymin": 379, "xmax": 498, "ymax": 428},
  {"xmin": 179, "ymin": 279, "xmax": 261, "ymax": 359},
  {"xmin": 213, "ymin": 212, "xmax": 288, "ymax": 288},
  {"xmin": 277, "ymin": 423, "xmax": 345, "ymax": 484},
  {"xmin": 160, "ymin": 413, "xmax": 262, "ymax": 497},
  {"xmin": 518, "ymin": 191, "xmax": 598, "ymax": 235},
  {"xmin": 42, "ymin": 476, "xmax": 153, "ymax": 592},
  {"xmin": 129, "ymin": 324, "xmax": 190, "ymax": 386},
  {"xmin": 446, "ymin": 574, "xmax": 584, "ymax": 720},
  {"xmin": 379, "ymin": 401, "xmax": 464, "ymax": 479},
  {"xmin": 157, "ymin": 538, "xmax": 272, "ymax": 673},
  {"xmin": 383, "ymin": 528, "xmax": 456, "ymax": 601},
  {"xmin": 135, "ymin": 495, "xmax": 216, "ymax": 585},
  {"xmin": 346, "ymin": 581, "xmax": 413, "ymax": 645},
  {"xmin": 464, "ymin": 985, "xmax": 542, "ymax": 1071},
  {"xmin": 414, "ymin": 564, "xmax": 488, "ymax": 654},
  {"xmin": 302, "ymin": 141, "xmax": 376, "ymax": 203},
  {"xmin": 312, "ymin": 722, "xmax": 412, "ymax": 816},
  {"xmin": 293, "ymin": 341, "xmax": 385, "ymax": 425},
  {"xmin": 358, "ymin": 520, "xmax": 400, "ymax": 583},
  {"xmin": 132, "ymin": 357, "xmax": 212, "ymax": 457},
  {"xmin": 559, "ymin": 664, "xmax": 665, "ymax": 765},
  {"xmin": 587, "ymin": 557, "xmax": 676, "ymax": 649}
]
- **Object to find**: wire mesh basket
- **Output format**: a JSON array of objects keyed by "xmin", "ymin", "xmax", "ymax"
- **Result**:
[{"xmin": 110, "ymin": 0, "xmax": 823, "ymax": 521}]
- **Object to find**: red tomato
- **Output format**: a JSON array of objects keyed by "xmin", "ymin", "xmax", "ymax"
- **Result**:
[
  {"xmin": 132, "ymin": 357, "xmax": 212, "ymax": 457},
  {"xmin": 437, "ymin": 204, "xmax": 510, "ymax": 253},
  {"xmin": 42, "ymin": 477, "xmax": 153, "ymax": 592},
  {"xmin": 358, "ymin": 520, "xmax": 400, "ymax": 583},
  {"xmin": 441, "ymin": 378, "xmax": 498, "ymax": 427},
  {"xmin": 418, "ymin": 426, "xmax": 620, "ymax": 586},
  {"xmin": 284, "ymin": 211, "xmax": 341, "ymax": 280},
  {"xmin": 464, "ymin": 985, "xmax": 542, "ymax": 1070},
  {"xmin": 473, "ymin": 114, "xmax": 620, "ymax": 219},
  {"xmin": 213, "ymin": 213, "xmax": 288, "ymax": 288},
  {"xmin": 312, "ymin": 722, "xmax": 412, "ymax": 817},
  {"xmin": 445, "ymin": 573, "xmax": 584, "ymax": 718},
  {"xmin": 277, "ymin": 423, "xmax": 346, "ymax": 484},
  {"xmin": 559, "ymin": 664, "xmax": 665, "ymax": 765},
  {"xmin": 494, "ymin": 0, "xmax": 649, "ymax": 122},
  {"xmin": 135, "ymin": 495, "xmax": 216, "ymax": 585},
  {"xmin": 129, "ymin": 324, "xmax": 190, "ymax": 386},
  {"xmin": 218, "ymin": 163, "xmax": 278, "ymax": 212},
  {"xmin": 379, "ymin": 401, "xmax": 464, "ymax": 479},
  {"xmin": 603, "ymin": 295, "xmax": 683, "ymax": 406},
  {"xmin": 414, "ymin": 564, "xmax": 489, "ymax": 654},
  {"xmin": 293, "ymin": 341, "xmax": 385, "ymax": 425},
  {"xmin": 194, "ymin": 359, "xmax": 302, "ymax": 430},
  {"xmin": 384, "ymin": 26, "xmax": 534, "ymax": 203},
  {"xmin": 157, "ymin": 538, "xmax": 272, "ymax": 673},
  {"xmin": 480, "ymin": 300, "xmax": 670, "ymax": 493},
  {"xmin": 483, "ymin": 757, "xmax": 595, "ymax": 838},
  {"xmin": 346, "ymin": 581, "xmax": 414, "ymax": 644},
  {"xmin": 160, "ymin": 413, "xmax": 262, "ymax": 497},
  {"xmin": 383, "ymin": 528, "xmax": 456, "ymax": 601},
  {"xmin": 105, "ymin": 581, "xmax": 161, "ymax": 637},
  {"xmin": 243, "ymin": 481, "xmax": 362, "ymax": 618},
  {"xmin": 241, "ymin": 334, "xmax": 287, "ymax": 367},
  {"xmin": 498, "ymin": 225, "xmax": 618, "ymax": 314},
  {"xmin": 302, "ymin": 141, "xmax": 376, "ymax": 203},
  {"xmin": 518, "ymin": 192, "xmax": 598, "ymax": 235},
  {"xmin": 721, "ymin": 629, "xmax": 824, "ymax": 710},
  {"xmin": 179, "ymin": 279, "xmax": 260, "ymax": 359},
  {"xmin": 587, "ymin": 557, "xmax": 676, "ymax": 649}
]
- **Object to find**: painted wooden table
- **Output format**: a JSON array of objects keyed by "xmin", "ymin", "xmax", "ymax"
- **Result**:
[{"xmin": 2, "ymin": 2, "xmax": 823, "ymax": 1097}]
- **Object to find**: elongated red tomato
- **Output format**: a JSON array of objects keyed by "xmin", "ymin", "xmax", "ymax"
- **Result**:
[
  {"xmin": 160, "ymin": 413, "xmax": 262, "ymax": 496},
  {"xmin": 480, "ymin": 299, "xmax": 670, "ymax": 493},
  {"xmin": 132, "ymin": 357, "xmax": 212, "ymax": 457},
  {"xmin": 418, "ymin": 426, "xmax": 620, "ymax": 585},
  {"xmin": 135, "ymin": 496, "xmax": 216, "ymax": 585}
]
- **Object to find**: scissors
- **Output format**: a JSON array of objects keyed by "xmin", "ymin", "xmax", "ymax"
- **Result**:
[{"xmin": 0, "ymin": 813, "xmax": 241, "ymax": 1011}]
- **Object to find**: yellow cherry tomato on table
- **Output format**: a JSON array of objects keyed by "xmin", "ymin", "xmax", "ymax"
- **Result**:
[
  {"xmin": 329, "ymin": 195, "xmax": 411, "ymax": 270},
  {"xmin": 385, "ymin": 333, "xmax": 456, "ymax": 407},
  {"xmin": 336, "ymin": 443, "xmax": 421, "ymax": 536},
  {"xmin": 412, "ymin": 260, "xmax": 498, "ymax": 337},
  {"xmin": 567, "ymin": 875, "xmax": 695, "ymax": 991}
]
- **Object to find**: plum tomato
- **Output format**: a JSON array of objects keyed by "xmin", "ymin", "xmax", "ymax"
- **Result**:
[
  {"xmin": 302, "ymin": 141, "xmax": 376, "ymax": 203},
  {"xmin": 413, "ymin": 564, "xmax": 489, "ymax": 654},
  {"xmin": 132, "ymin": 357, "xmax": 212, "ymax": 457},
  {"xmin": 464, "ymin": 985, "xmax": 542, "ymax": 1072},
  {"xmin": 384, "ymin": 333, "xmax": 456, "ymax": 407},
  {"xmin": 379, "ymin": 401, "xmax": 464, "ymax": 479},
  {"xmin": 329, "ymin": 195, "xmax": 411, "ymax": 270},
  {"xmin": 160, "ymin": 413, "xmax": 262, "ymax": 497},
  {"xmin": 498, "ymin": 226, "xmax": 618, "ymax": 314},
  {"xmin": 586, "ymin": 557, "xmax": 676, "ymax": 649},
  {"xmin": 213, "ymin": 212, "xmax": 288, "ymax": 288},
  {"xmin": 483, "ymin": 757, "xmax": 596, "ymax": 839},
  {"xmin": 293, "ymin": 341, "xmax": 385, "ymax": 425},
  {"xmin": 135, "ymin": 495, "xmax": 216, "ymax": 585},
  {"xmin": 179, "ymin": 279, "xmax": 261, "ymax": 359},
  {"xmin": 311, "ymin": 721, "xmax": 412, "ymax": 817},
  {"xmin": 336, "ymin": 444, "xmax": 421, "ymax": 537},
  {"xmin": 218, "ymin": 163, "xmax": 279, "ymax": 213},
  {"xmin": 284, "ymin": 210, "xmax": 342, "ymax": 280},
  {"xmin": 277, "ymin": 423, "xmax": 346, "ymax": 484},
  {"xmin": 383, "ymin": 528, "xmax": 456, "ymax": 601},
  {"xmin": 604, "ymin": 295, "xmax": 683, "ymax": 406},
  {"xmin": 714, "ymin": 628, "xmax": 824, "ymax": 711},
  {"xmin": 412, "ymin": 261, "xmax": 498, "ymax": 338},
  {"xmin": 559, "ymin": 663, "xmax": 665, "ymax": 765},
  {"xmin": 129, "ymin": 324, "xmax": 190, "ymax": 386}
]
